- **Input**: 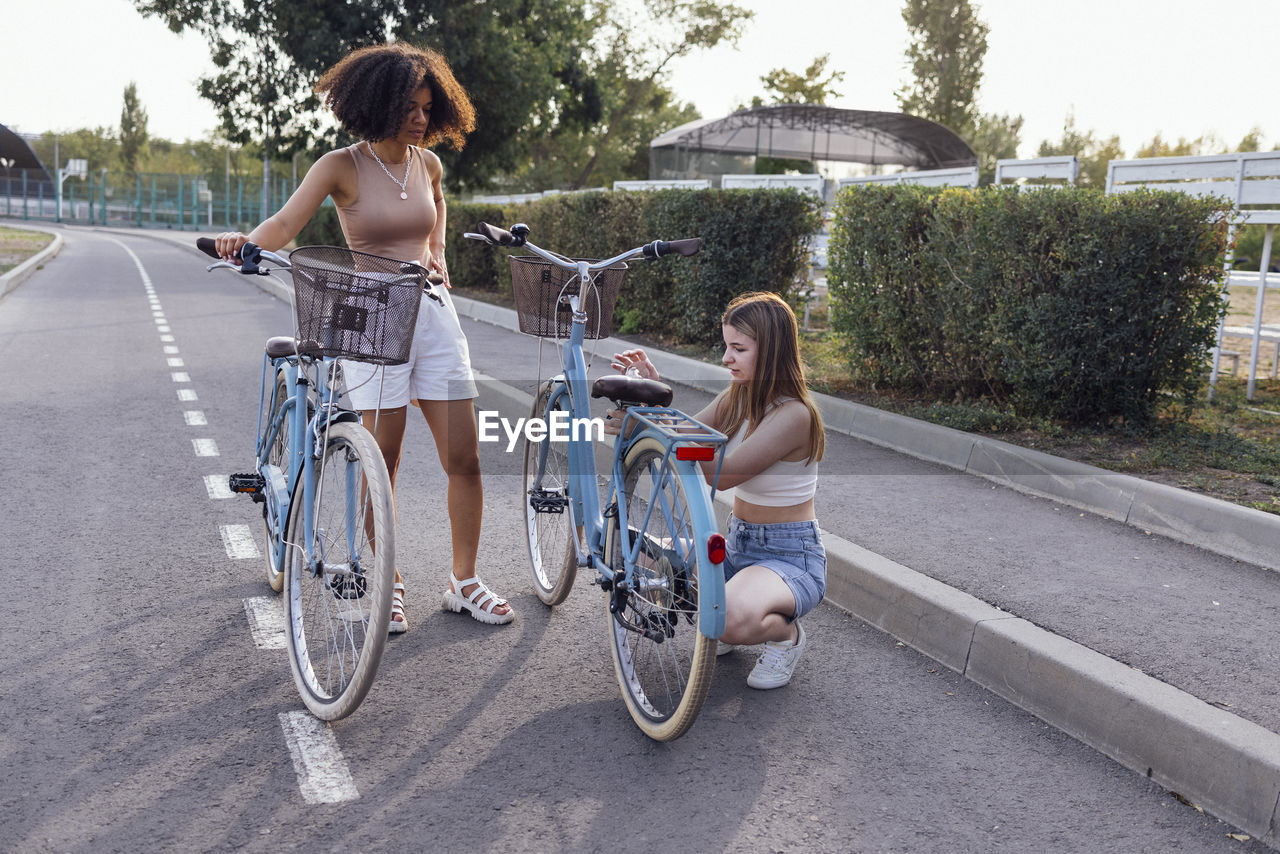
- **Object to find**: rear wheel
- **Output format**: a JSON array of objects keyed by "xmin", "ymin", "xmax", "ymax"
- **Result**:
[
  {"xmin": 606, "ymin": 436, "xmax": 716, "ymax": 741},
  {"xmin": 283, "ymin": 421, "xmax": 395, "ymax": 720},
  {"xmin": 522, "ymin": 382, "xmax": 578, "ymax": 605}
]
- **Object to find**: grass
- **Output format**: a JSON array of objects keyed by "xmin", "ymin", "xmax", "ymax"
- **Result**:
[{"xmin": 0, "ymin": 226, "xmax": 53, "ymax": 275}]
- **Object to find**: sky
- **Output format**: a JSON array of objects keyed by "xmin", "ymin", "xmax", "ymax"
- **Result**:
[{"xmin": 4, "ymin": 0, "xmax": 1277, "ymax": 162}]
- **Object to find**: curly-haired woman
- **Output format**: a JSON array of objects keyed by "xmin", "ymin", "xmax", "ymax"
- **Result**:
[{"xmin": 216, "ymin": 43, "xmax": 514, "ymax": 630}]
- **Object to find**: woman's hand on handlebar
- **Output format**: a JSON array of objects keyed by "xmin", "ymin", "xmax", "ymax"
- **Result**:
[
  {"xmin": 610, "ymin": 348, "xmax": 659, "ymax": 380},
  {"xmin": 215, "ymin": 232, "xmax": 250, "ymax": 264}
]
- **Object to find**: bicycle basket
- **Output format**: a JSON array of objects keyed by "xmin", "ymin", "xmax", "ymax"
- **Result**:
[
  {"xmin": 509, "ymin": 255, "xmax": 626, "ymax": 339},
  {"xmin": 288, "ymin": 246, "xmax": 427, "ymax": 365}
]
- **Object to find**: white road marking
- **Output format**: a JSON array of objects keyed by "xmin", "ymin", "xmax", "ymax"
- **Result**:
[
  {"xmin": 154, "ymin": 318, "xmax": 166, "ymax": 326},
  {"xmin": 184, "ymin": 410, "xmax": 207, "ymax": 426},
  {"xmin": 171, "ymin": 372, "xmax": 190, "ymax": 382},
  {"xmin": 178, "ymin": 389, "xmax": 198, "ymax": 402},
  {"xmin": 158, "ymin": 325, "xmax": 170, "ymax": 333},
  {"xmin": 204, "ymin": 474, "xmax": 233, "ymax": 499},
  {"xmin": 167, "ymin": 357, "xmax": 185, "ymax": 367},
  {"xmin": 193, "ymin": 438, "xmax": 219, "ymax": 457},
  {"xmin": 221, "ymin": 523, "xmax": 260, "ymax": 558},
  {"xmin": 152, "ymin": 310, "xmax": 165, "ymax": 317},
  {"xmin": 160, "ymin": 334, "xmax": 175, "ymax": 342},
  {"xmin": 278, "ymin": 711, "xmax": 360, "ymax": 804},
  {"xmin": 242, "ymin": 596, "xmax": 286, "ymax": 649},
  {"xmin": 164, "ymin": 345, "xmax": 179, "ymax": 354}
]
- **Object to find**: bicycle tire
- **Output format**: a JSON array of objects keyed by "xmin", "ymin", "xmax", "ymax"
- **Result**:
[
  {"xmin": 263, "ymin": 370, "xmax": 315, "ymax": 592},
  {"xmin": 605, "ymin": 436, "xmax": 716, "ymax": 741},
  {"xmin": 522, "ymin": 382, "xmax": 578, "ymax": 605},
  {"xmin": 262, "ymin": 370, "xmax": 290, "ymax": 593},
  {"xmin": 283, "ymin": 421, "xmax": 395, "ymax": 720}
]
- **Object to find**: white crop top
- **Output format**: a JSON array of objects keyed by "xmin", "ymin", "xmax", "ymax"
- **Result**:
[{"xmin": 723, "ymin": 403, "xmax": 818, "ymax": 507}]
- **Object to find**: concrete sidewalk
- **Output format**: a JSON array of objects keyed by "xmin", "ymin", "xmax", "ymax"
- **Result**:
[{"xmin": 68, "ymin": 224, "xmax": 1280, "ymax": 845}]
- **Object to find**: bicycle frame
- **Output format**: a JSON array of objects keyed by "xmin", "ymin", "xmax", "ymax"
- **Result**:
[
  {"xmin": 255, "ymin": 333, "xmax": 361, "ymax": 581},
  {"xmin": 527, "ymin": 260, "xmax": 729, "ymax": 638}
]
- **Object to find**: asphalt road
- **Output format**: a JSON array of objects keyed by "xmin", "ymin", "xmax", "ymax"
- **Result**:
[{"xmin": 0, "ymin": 227, "xmax": 1267, "ymax": 853}]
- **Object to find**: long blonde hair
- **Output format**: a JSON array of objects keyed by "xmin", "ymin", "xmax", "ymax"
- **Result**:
[{"xmin": 716, "ymin": 292, "xmax": 825, "ymax": 464}]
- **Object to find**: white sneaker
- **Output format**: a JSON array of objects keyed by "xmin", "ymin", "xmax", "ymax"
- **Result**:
[
  {"xmin": 746, "ymin": 623, "xmax": 806, "ymax": 689},
  {"xmin": 716, "ymin": 641, "xmax": 737, "ymax": 657}
]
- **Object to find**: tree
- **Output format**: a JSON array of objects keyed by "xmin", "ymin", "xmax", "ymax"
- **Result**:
[
  {"xmin": 134, "ymin": 0, "xmax": 598, "ymax": 191},
  {"xmin": 562, "ymin": 0, "xmax": 753, "ymax": 188},
  {"xmin": 119, "ymin": 82, "xmax": 150, "ymax": 179},
  {"xmin": 740, "ymin": 53, "xmax": 845, "ymax": 175},
  {"xmin": 1035, "ymin": 112, "xmax": 1123, "ymax": 188},
  {"xmin": 970, "ymin": 112, "xmax": 1022, "ymax": 185},
  {"xmin": 753, "ymin": 53, "xmax": 845, "ymax": 107},
  {"xmin": 897, "ymin": 0, "xmax": 988, "ymax": 137}
]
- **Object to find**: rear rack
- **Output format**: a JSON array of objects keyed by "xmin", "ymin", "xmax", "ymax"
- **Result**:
[{"xmin": 621, "ymin": 407, "xmax": 729, "ymax": 497}]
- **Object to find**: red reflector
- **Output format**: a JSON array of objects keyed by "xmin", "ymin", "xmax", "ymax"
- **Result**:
[
  {"xmin": 676, "ymin": 445, "xmax": 715, "ymax": 461},
  {"xmin": 707, "ymin": 533, "xmax": 727, "ymax": 565}
]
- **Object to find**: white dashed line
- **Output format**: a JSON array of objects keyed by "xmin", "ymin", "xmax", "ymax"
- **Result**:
[
  {"xmin": 204, "ymin": 474, "xmax": 233, "ymax": 499},
  {"xmin": 171, "ymin": 372, "xmax": 191, "ymax": 382},
  {"xmin": 158, "ymin": 325, "xmax": 171, "ymax": 333},
  {"xmin": 164, "ymin": 345, "xmax": 180, "ymax": 354},
  {"xmin": 243, "ymin": 596, "xmax": 286, "ymax": 649},
  {"xmin": 178, "ymin": 389, "xmax": 198, "ymax": 402},
  {"xmin": 167, "ymin": 357, "xmax": 185, "ymax": 367},
  {"xmin": 278, "ymin": 711, "xmax": 360, "ymax": 804},
  {"xmin": 220, "ymin": 523, "xmax": 260, "ymax": 558},
  {"xmin": 184, "ymin": 410, "xmax": 207, "ymax": 426},
  {"xmin": 193, "ymin": 438, "xmax": 219, "ymax": 457},
  {"xmin": 160, "ymin": 334, "xmax": 174, "ymax": 342}
]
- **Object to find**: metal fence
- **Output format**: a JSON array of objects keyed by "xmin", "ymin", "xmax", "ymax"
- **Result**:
[{"xmin": 0, "ymin": 168, "xmax": 298, "ymax": 231}]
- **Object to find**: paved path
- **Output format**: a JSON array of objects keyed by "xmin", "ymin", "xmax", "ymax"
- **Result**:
[{"xmin": 16, "ymin": 224, "xmax": 1278, "ymax": 848}]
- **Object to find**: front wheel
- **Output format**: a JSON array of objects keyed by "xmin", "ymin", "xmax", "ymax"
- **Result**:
[
  {"xmin": 283, "ymin": 421, "xmax": 395, "ymax": 720},
  {"xmin": 262, "ymin": 370, "xmax": 290, "ymax": 593},
  {"xmin": 605, "ymin": 436, "xmax": 716, "ymax": 741},
  {"xmin": 522, "ymin": 382, "xmax": 578, "ymax": 605}
]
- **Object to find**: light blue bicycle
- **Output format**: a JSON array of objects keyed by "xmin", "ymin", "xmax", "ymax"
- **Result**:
[
  {"xmin": 199, "ymin": 238, "xmax": 435, "ymax": 720},
  {"xmin": 467, "ymin": 222, "xmax": 729, "ymax": 741}
]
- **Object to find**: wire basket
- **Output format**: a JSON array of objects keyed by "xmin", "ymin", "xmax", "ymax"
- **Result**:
[
  {"xmin": 288, "ymin": 246, "xmax": 427, "ymax": 365},
  {"xmin": 509, "ymin": 256, "xmax": 627, "ymax": 339}
]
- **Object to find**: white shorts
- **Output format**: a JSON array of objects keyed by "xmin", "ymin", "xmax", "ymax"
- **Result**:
[{"xmin": 341, "ymin": 287, "xmax": 477, "ymax": 409}]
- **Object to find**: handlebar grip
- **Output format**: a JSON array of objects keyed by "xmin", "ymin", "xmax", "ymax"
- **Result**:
[
  {"xmin": 196, "ymin": 237, "xmax": 219, "ymax": 259},
  {"xmin": 643, "ymin": 237, "xmax": 702, "ymax": 259},
  {"xmin": 476, "ymin": 221, "xmax": 528, "ymax": 247}
]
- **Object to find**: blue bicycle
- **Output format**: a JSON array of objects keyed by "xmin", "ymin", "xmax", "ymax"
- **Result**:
[
  {"xmin": 199, "ymin": 238, "xmax": 433, "ymax": 719},
  {"xmin": 467, "ymin": 222, "xmax": 729, "ymax": 740}
]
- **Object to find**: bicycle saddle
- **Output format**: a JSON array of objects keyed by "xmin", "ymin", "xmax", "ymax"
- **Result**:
[
  {"xmin": 591, "ymin": 375, "xmax": 674, "ymax": 407},
  {"xmin": 265, "ymin": 336, "xmax": 298, "ymax": 359}
]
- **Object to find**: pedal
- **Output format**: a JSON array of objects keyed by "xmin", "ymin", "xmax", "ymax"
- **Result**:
[
  {"xmin": 529, "ymin": 488, "xmax": 566, "ymax": 514},
  {"xmin": 228, "ymin": 473, "xmax": 266, "ymax": 496}
]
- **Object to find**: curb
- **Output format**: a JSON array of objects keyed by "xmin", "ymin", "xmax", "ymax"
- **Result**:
[
  {"xmin": 453, "ymin": 294, "xmax": 1280, "ymax": 575},
  {"xmin": 472, "ymin": 361, "xmax": 1280, "ymax": 847},
  {"xmin": 0, "ymin": 224, "xmax": 64, "ymax": 301}
]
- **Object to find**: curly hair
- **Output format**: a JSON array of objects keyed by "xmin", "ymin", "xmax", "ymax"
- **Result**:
[{"xmin": 314, "ymin": 43, "xmax": 476, "ymax": 150}]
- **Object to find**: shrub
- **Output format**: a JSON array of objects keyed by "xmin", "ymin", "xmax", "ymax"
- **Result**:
[
  {"xmin": 827, "ymin": 184, "xmax": 1231, "ymax": 425},
  {"xmin": 449, "ymin": 188, "xmax": 823, "ymax": 347}
]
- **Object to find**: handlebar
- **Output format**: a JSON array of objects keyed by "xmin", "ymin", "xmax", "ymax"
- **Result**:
[
  {"xmin": 195, "ymin": 238, "xmax": 446, "ymax": 295},
  {"xmin": 196, "ymin": 237, "xmax": 288, "ymax": 275},
  {"xmin": 465, "ymin": 222, "xmax": 701, "ymax": 269}
]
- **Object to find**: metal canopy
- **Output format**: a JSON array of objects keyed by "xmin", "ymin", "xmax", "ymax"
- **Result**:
[{"xmin": 649, "ymin": 104, "xmax": 975, "ymax": 170}]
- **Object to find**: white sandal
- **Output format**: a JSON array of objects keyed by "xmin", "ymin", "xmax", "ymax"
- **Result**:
[
  {"xmin": 442, "ymin": 575, "xmax": 514, "ymax": 625},
  {"xmin": 389, "ymin": 582, "xmax": 408, "ymax": 634}
]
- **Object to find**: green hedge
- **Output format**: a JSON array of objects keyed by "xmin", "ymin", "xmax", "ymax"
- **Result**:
[
  {"xmin": 299, "ymin": 189, "xmax": 822, "ymax": 348},
  {"xmin": 827, "ymin": 185, "xmax": 1231, "ymax": 425},
  {"xmin": 449, "ymin": 189, "xmax": 823, "ymax": 347}
]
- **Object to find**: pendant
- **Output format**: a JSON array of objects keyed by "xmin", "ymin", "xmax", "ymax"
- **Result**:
[{"xmin": 400, "ymin": 191, "xmax": 408, "ymax": 200}]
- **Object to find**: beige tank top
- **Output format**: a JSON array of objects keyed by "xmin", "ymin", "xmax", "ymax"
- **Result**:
[{"xmin": 335, "ymin": 143, "xmax": 438, "ymax": 264}]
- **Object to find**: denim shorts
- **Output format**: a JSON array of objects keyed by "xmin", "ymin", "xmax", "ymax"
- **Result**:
[{"xmin": 723, "ymin": 515, "xmax": 827, "ymax": 619}]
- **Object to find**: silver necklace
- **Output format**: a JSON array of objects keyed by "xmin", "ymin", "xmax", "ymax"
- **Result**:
[{"xmin": 367, "ymin": 142, "xmax": 411, "ymax": 200}]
